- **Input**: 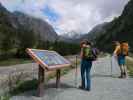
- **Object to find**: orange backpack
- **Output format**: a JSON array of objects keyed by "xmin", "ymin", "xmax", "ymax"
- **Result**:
[{"xmin": 120, "ymin": 42, "xmax": 129, "ymax": 56}]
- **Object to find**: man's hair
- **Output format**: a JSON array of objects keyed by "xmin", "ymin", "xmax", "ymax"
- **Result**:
[{"xmin": 120, "ymin": 40, "xmax": 128, "ymax": 43}]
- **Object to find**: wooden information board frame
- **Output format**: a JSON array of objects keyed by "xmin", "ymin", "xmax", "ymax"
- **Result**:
[{"xmin": 26, "ymin": 48, "xmax": 71, "ymax": 97}]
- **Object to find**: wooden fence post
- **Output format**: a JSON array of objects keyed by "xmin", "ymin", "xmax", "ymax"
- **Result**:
[{"xmin": 37, "ymin": 65, "xmax": 45, "ymax": 97}]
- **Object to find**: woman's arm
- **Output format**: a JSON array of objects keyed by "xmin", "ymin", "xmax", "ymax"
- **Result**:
[{"xmin": 80, "ymin": 48, "xmax": 83, "ymax": 58}]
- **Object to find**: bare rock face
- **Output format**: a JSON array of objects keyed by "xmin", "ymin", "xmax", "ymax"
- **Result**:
[
  {"xmin": 80, "ymin": 22, "xmax": 109, "ymax": 42},
  {"xmin": 13, "ymin": 11, "xmax": 58, "ymax": 41}
]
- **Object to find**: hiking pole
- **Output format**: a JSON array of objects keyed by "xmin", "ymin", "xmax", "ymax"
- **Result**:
[
  {"xmin": 75, "ymin": 55, "xmax": 78, "ymax": 88},
  {"xmin": 110, "ymin": 55, "xmax": 113, "ymax": 77}
]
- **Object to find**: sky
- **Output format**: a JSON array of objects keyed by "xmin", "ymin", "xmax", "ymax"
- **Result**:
[{"xmin": 0, "ymin": 0, "xmax": 129, "ymax": 35}]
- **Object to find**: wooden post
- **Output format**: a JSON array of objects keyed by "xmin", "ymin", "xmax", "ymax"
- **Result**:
[
  {"xmin": 75, "ymin": 55, "xmax": 78, "ymax": 87},
  {"xmin": 56, "ymin": 69, "xmax": 61, "ymax": 88},
  {"xmin": 111, "ymin": 56, "xmax": 113, "ymax": 77},
  {"xmin": 37, "ymin": 65, "xmax": 45, "ymax": 97}
]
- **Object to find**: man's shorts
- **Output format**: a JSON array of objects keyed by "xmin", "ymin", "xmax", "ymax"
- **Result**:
[{"xmin": 118, "ymin": 54, "xmax": 126, "ymax": 65}]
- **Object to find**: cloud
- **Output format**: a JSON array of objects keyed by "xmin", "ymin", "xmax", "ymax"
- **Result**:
[
  {"xmin": 0, "ymin": 0, "xmax": 129, "ymax": 35},
  {"xmin": 49, "ymin": 0, "xmax": 129, "ymax": 34}
]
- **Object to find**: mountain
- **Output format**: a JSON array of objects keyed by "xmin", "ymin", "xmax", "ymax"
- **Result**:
[
  {"xmin": 61, "ymin": 31, "xmax": 82, "ymax": 39},
  {"xmin": 95, "ymin": 0, "xmax": 133, "ymax": 52},
  {"xmin": 79, "ymin": 22, "xmax": 109, "ymax": 42},
  {"xmin": 0, "ymin": 3, "xmax": 17, "ymax": 48},
  {"xmin": 59, "ymin": 31, "xmax": 82, "ymax": 43},
  {"xmin": 0, "ymin": 3, "xmax": 58, "ymax": 43},
  {"xmin": 63, "ymin": 22, "xmax": 110, "ymax": 44},
  {"xmin": 13, "ymin": 11, "xmax": 58, "ymax": 41},
  {"xmin": 0, "ymin": 3, "xmax": 59, "ymax": 58}
]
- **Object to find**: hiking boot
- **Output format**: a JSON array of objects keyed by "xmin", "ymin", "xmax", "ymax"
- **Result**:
[
  {"xmin": 78, "ymin": 85, "xmax": 85, "ymax": 90},
  {"xmin": 118, "ymin": 73, "xmax": 123, "ymax": 78},
  {"xmin": 123, "ymin": 72, "xmax": 127, "ymax": 78},
  {"xmin": 119, "ymin": 72, "xmax": 125, "ymax": 78},
  {"xmin": 85, "ymin": 88, "xmax": 91, "ymax": 92},
  {"xmin": 118, "ymin": 75, "xmax": 123, "ymax": 78},
  {"xmin": 119, "ymin": 73, "xmax": 127, "ymax": 78}
]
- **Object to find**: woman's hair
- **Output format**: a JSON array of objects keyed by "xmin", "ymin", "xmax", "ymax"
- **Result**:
[{"xmin": 80, "ymin": 39, "xmax": 91, "ymax": 47}]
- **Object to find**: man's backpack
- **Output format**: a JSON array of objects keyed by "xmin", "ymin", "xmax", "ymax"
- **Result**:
[
  {"xmin": 120, "ymin": 42, "xmax": 129, "ymax": 56},
  {"xmin": 83, "ymin": 47, "xmax": 97, "ymax": 61}
]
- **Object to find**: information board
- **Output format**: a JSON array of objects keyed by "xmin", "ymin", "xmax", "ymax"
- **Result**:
[{"xmin": 26, "ymin": 48, "xmax": 71, "ymax": 70}]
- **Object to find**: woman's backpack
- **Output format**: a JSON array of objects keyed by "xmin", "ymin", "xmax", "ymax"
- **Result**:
[
  {"xmin": 92, "ymin": 48, "xmax": 99, "ymax": 60},
  {"xmin": 83, "ymin": 47, "xmax": 98, "ymax": 61}
]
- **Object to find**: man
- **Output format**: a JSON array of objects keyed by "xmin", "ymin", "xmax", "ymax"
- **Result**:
[{"xmin": 113, "ymin": 41, "xmax": 129, "ymax": 78}]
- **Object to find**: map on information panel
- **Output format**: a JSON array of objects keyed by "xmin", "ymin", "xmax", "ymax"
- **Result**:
[{"xmin": 26, "ymin": 48, "xmax": 71, "ymax": 70}]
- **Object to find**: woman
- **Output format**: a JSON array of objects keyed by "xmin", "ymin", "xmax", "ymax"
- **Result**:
[{"xmin": 79, "ymin": 39, "xmax": 93, "ymax": 91}]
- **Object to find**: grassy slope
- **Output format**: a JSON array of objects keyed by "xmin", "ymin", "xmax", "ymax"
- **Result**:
[{"xmin": 0, "ymin": 59, "xmax": 32, "ymax": 66}]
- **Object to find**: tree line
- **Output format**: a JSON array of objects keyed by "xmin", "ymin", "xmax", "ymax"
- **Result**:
[{"xmin": 0, "ymin": 26, "xmax": 80, "ymax": 60}]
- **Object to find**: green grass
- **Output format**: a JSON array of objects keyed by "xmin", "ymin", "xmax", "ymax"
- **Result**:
[
  {"xmin": 0, "ymin": 58, "xmax": 32, "ymax": 66},
  {"xmin": 0, "ymin": 55, "xmax": 80, "ymax": 67},
  {"xmin": 129, "ymin": 53, "xmax": 133, "ymax": 57},
  {"xmin": 0, "ymin": 94, "xmax": 10, "ymax": 100},
  {"xmin": 0, "ymin": 79, "xmax": 38, "ymax": 98},
  {"xmin": 9, "ymin": 79, "xmax": 38, "ymax": 96},
  {"xmin": 8, "ymin": 68, "xmax": 73, "ymax": 97},
  {"xmin": 8, "ymin": 60, "xmax": 80, "ymax": 95},
  {"xmin": 126, "ymin": 58, "xmax": 133, "ymax": 77}
]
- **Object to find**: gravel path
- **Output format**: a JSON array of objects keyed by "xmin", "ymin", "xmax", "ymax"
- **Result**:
[{"xmin": 8, "ymin": 56, "xmax": 133, "ymax": 100}]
